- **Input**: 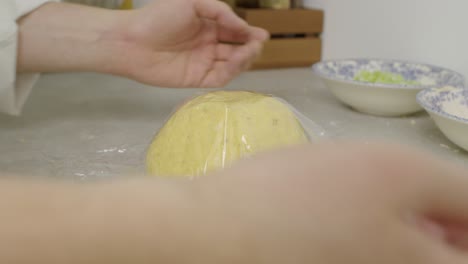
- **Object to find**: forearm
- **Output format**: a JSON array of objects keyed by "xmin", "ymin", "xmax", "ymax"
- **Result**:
[
  {"xmin": 16, "ymin": 2, "xmax": 127, "ymax": 74},
  {"xmin": 0, "ymin": 177, "xmax": 243, "ymax": 263}
]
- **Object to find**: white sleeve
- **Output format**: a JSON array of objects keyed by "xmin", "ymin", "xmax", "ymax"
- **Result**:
[{"xmin": 0, "ymin": 0, "xmax": 57, "ymax": 115}]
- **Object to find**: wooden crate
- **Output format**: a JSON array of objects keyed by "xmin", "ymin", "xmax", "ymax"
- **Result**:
[
  {"xmin": 235, "ymin": 8, "xmax": 324, "ymax": 69},
  {"xmin": 254, "ymin": 37, "xmax": 321, "ymax": 69}
]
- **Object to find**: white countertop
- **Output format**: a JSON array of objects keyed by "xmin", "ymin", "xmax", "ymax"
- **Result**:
[{"xmin": 0, "ymin": 68, "xmax": 466, "ymax": 179}]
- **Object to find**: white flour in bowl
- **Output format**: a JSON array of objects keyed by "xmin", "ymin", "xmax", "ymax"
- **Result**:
[
  {"xmin": 444, "ymin": 102, "xmax": 468, "ymax": 119},
  {"xmin": 439, "ymin": 87, "xmax": 468, "ymax": 120}
]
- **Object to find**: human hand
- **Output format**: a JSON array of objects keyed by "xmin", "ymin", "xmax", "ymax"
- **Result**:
[
  {"xmin": 17, "ymin": 1, "xmax": 266, "ymax": 87},
  {"xmin": 112, "ymin": 0, "xmax": 268, "ymax": 88},
  {"xmin": 0, "ymin": 142, "xmax": 465, "ymax": 264},
  {"xmin": 196, "ymin": 142, "xmax": 468, "ymax": 263}
]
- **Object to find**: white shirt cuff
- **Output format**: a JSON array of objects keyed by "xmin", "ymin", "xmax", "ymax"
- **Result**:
[{"xmin": 0, "ymin": 0, "xmax": 57, "ymax": 115}]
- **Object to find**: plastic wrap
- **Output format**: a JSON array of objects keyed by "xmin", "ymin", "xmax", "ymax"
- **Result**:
[{"xmin": 146, "ymin": 91, "xmax": 324, "ymax": 177}]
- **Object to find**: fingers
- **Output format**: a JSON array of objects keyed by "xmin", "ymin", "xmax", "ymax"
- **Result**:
[
  {"xmin": 309, "ymin": 142, "xmax": 468, "ymax": 257},
  {"xmin": 344, "ymin": 143, "xmax": 468, "ymax": 262},
  {"xmin": 201, "ymin": 40, "xmax": 262, "ymax": 87},
  {"xmin": 194, "ymin": 0, "xmax": 269, "ymax": 43},
  {"xmin": 251, "ymin": 26, "xmax": 270, "ymax": 42},
  {"xmin": 376, "ymin": 145, "xmax": 468, "ymax": 253},
  {"xmin": 421, "ymin": 163, "xmax": 468, "ymax": 226},
  {"xmin": 389, "ymin": 149, "xmax": 468, "ymax": 258},
  {"xmin": 420, "ymin": 164, "xmax": 468, "ymax": 253},
  {"xmin": 222, "ymin": 40, "xmax": 260, "ymax": 62},
  {"xmin": 364, "ymin": 143, "xmax": 468, "ymax": 226},
  {"xmin": 193, "ymin": 0, "xmax": 267, "ymax": 85},
  {"xmin": 400, "ymin": 222, "xmax": 468, "ymax": 264},
  {"xmin": 222, "ymin": 40, "xmax": 262, "ymax": 70},
  {"xmin": 216, "ymin": 43, "xmax": 253, "ymax": 61},
  {"xmin": 446, "ymin": 225, "xmax": 468, "ymax": 250},
  {"xmin": 218, "ymin": 25, "xmax": 270, "ymax": 44},
  {"xmin": 218, "ymin": 29, "xmax": 250, "ymax": 44},
  {"xmin": 216, "ymin": 43, "xmax": 236, "ymax": 60},
  {"xmin": 194, "ymin": 0, "xmax": 249, "ymax": 35}
]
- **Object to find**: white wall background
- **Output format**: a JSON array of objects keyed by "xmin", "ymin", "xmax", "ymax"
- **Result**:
[{"xmin": 304, "ymin": 0, "xmax": 468, "ymax": 77}]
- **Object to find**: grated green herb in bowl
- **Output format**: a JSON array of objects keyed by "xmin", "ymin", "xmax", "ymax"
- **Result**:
[{"xmin": 354, "ymin": 71, "xmax": 420, "ymax": 85}]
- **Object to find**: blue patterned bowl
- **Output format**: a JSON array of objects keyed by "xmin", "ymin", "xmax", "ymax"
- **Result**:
[
  {"xmin": 417, "ymin": 86, "xmax": 468, "ymax": 151},
  {"xmin": 312, "ymin": 59, "xmax": 465, "ymax": 116}
]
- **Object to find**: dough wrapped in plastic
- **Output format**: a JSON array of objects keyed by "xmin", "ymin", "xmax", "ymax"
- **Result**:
[{"xmin": 146, "ymin": 91, "xmax": 318, "ymax": 177}]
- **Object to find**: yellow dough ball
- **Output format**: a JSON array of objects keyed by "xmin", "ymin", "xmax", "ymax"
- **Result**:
[{"xmin": 146, "ymin": 91, "xmax": 309, "ymax": 177}]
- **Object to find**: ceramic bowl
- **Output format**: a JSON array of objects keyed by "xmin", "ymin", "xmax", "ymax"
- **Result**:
[
  {"xmin": 312, "ymin": 59, "xmax": 465, "ymax": 117},
  {"xmin": 417, "ymin": 86, "xmax": 468, "ymax": 152}
]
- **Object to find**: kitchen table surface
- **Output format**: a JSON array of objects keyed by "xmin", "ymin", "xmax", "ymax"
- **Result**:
[{"xmin": 1, "ymin": 68, "xmax": 466, "ymax": 179}]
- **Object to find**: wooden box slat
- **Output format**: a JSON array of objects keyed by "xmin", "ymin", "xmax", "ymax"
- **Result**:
[
  {"xmin": 251, "ymin": 37, "xmax": 321, "ymax": 69},
  {"xmin": 235, "ymin": 8, "xmax": 323, "ymax": 69}
]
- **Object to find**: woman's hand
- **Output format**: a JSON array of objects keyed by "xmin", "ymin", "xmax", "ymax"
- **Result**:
[
  {"xmin": 195, "ymin": 142, "xmax": 468, "ymax": 263},
  {"xmin": 112, "ymin": 0, "xmax": 268, "ymax": 87},
  {"xmin": 17, "ymin": 0, "xmax": 268, "ymax": 88},
  {"xmin": 0, "ymin": 142, "xmax": 466, "ymax": 263}
]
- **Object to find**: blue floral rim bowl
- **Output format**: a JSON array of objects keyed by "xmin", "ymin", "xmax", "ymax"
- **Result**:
[
  {"xmin": 417, "ymin": 86, "xmax": 468, "ymax": 152},
  {"xmin": 312, "ymin": 59, "xmax": 465, "ymax": 117}
]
